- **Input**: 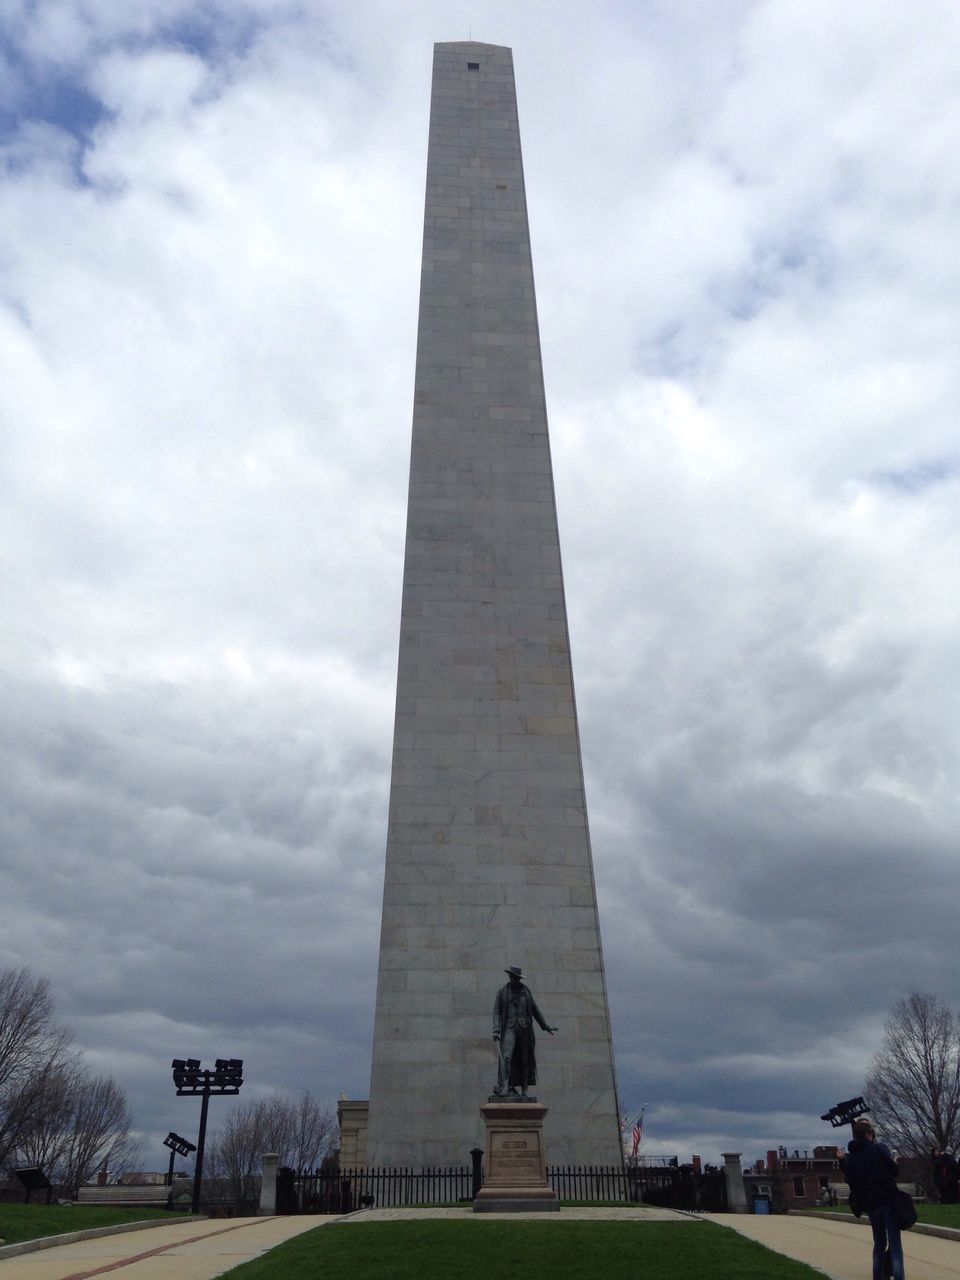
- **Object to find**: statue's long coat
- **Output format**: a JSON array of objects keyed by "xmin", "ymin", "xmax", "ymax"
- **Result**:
[{"xmin": 492, "ymin": 981, "xmax": 551, "ymax": 1088}]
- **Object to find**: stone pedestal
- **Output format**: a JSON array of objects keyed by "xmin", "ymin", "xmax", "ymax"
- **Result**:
[
  {"xmin": 258, "ymin": 1153, "xmax": 278, "ymax": 1216},
  {"xmin": 722, "ymin": 1152, "xmax": 749, "ymax": 1213},
  {"xmin": 473, "ymin": 1102, "xmax": 559, "ymax": 1212}
]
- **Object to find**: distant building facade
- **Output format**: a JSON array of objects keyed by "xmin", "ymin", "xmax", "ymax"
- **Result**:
[
  {"xmin": 337, "ymin": 1097, "xmax": 369, "ymax": 1167},
  {"xmin": 744, "ymin": 1145, "xmax": 843, "ymax": 1211}
]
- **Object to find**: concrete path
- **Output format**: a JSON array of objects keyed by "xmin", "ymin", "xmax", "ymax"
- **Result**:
[
  {"xmin": 345, "ymin": 1204, "xmax": 693, "ymax": 1222},
  {"xmin": 1, "ymin": 1216, "xmax": 326, "ymax": 1280},
  {"xmin": 712, "ymin": 1212, "xmax": 960, "ymax": 1280}
]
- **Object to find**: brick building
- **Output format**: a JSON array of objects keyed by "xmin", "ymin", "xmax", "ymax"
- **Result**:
[{"xmin": 744, "ymin": 1145, "xmax": 843, "ymax": 1212}]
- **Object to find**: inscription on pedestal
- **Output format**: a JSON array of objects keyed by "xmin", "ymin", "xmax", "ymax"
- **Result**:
[
  {"xmin": 473, "ymin": 1101, "xmax": 559, "ymax": 1212},
  {"xmin": 493, "ymin": 1134, "xmax": 541, "ymax": 1172}
]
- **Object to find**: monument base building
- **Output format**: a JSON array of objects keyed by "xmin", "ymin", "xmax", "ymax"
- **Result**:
[{"xmin": 365, "ymin": 41, "xmax": 622, "ymax": 1169}]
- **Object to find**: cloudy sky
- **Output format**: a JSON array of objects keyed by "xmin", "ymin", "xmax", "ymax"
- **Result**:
[{"xmin": 2, "ymin": 0, "xmax": 959, "ymax": 1170}]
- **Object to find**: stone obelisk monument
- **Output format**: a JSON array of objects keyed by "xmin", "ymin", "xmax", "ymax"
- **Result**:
[{"xmin": 366, "ymin": 41, "xmax": 622, "ymax": 1168}]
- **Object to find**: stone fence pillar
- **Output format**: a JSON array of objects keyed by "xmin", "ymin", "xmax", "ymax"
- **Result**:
[
  {"xmin": 258, "ymin": 1153, "xmax": 279, "ymax": 1216},
  {"xmin": 722, "ymin": 1152, "xmax": 748, "ymax": 1213}
]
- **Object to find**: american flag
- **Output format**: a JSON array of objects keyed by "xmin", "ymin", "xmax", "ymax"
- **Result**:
[{"xmin": 631, "ymin": 1111, "xmax": 644, "ymax": 1157}]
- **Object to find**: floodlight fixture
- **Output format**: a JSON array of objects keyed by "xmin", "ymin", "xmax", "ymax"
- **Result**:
[
  {"xmin": 211, "ymin": 1058, "xmax": 244, "ymax": 1090},
  {"xmin": 820, "ymin": 1096, "xmax": 869, "ymax": 1130},
  {"xmin": 162, "ymin": 1131, "xmax": 197, "ymax": 1184},
  {"xmin": 163, "ymin": 1131, "xmax": 196, "ymax": 1156},
  {"xmin": 172, "ymin": 1058, "xmax": 243, "ymax": 1097},
  {"xmin": 171, "ymin": 1055, "xmax": 244, "ymax": 1212}
]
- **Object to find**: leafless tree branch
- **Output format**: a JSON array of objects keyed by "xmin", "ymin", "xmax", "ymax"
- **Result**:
[
  {"xmin": 866, "ymin": 992, "xmax": 960, "ymax": 1158},
  {"xmin": 0, "ymin": 967, "xmax": 75, "ymax": 1171},
  {"xmin": 206, "ymin": 1091, "xmax": 337, "ymax": 1212}
]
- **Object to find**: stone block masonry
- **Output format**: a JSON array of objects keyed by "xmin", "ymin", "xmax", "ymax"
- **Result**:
[{"xmin": 366, "ymin": 41, "xmax": 623, "ymax": 1168}]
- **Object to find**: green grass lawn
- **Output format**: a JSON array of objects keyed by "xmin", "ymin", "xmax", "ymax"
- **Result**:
[
  {"xmin": 0, "ymin": 1203, "xmax": 178, "ymax": 1246},
  {"xmin": 219, "ymin": 1220, "xmax": 826, "ymax": 1280},
  {"xmin": 808, "ymin": 1202, "xmax": 960, "ymax": 1229},
  {"xmin": 908, "ymin": 1203, "xmax": 960, "ymax": 1228}
]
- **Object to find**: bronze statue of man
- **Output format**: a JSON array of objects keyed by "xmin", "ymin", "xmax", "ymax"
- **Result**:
[{"xmin": 492, "ymin": 966, "xmax": 558, "ymax": 1099}]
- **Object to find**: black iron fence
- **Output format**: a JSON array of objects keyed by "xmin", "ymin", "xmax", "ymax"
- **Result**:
[
  {"xmin": 283, "ymin": 1163, "xmax": 728, "ymax": 1214},
  {"xmin": 550, "ymin": 1163, "xmax": 725, "ymax": 1210},
  {"xmin": 631, "ymin": 1163, "xmax": 728, "ymax": 1212},
  {"xmin": 280, "ymin": 1165, "xmax": 473, "ymax": 1214},
  {"xmin": 549, "ymin": 1164, "xmax": 635, "ymax": 1202}
]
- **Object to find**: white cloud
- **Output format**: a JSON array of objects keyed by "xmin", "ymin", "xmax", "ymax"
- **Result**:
[{"xmin": 2, "ymin": 0, "xmax": 959, "ymax": 1166}]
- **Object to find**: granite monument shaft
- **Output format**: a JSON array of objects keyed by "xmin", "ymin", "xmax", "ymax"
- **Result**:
[{"xmin": 366, "ymin": 41, "xmax": 622, "ymax": 1167}]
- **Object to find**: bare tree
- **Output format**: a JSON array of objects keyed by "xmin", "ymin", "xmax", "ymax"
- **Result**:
[
  {"xmin": 0, "ymin": 967, "xmax": 74, "ymax": 1171},
  {"xmin": 257, "ymin": 1095, "xmax": 294, "ymax": 1163},
  {"xmin": 12, "ymin": 1058, "xmax": 84, "ymax": 1177},
  {"xmin": 207, "ymin": 1092, "xmax": 338, "ymax": 1212},
  {"xmin": 288, "ymin": 1091, "xmax": 336, "ymax": 1172},
  {"xmin": 207, "ymin": 1098, "xmax": 269, "ymax": 1213},
  {"xmin": 14, "ymin": 1063, "xmax": 137, "ymax": 1193},
  {"xmin": 2, "ymin": 968, "xmax": 137, "ymax": 1190},
  {"xmin": 866, "ymin": 992, "xmax": 960, "ymax": 1157},
  {"xmin": 59, "ymin": 1075, "xmax": 136, "ymax": 1193}
]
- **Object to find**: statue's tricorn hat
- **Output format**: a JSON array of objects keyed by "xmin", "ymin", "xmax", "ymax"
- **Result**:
[{"xmin": 505, "ymin": 966, "xmax": 523, "ymax": 979}]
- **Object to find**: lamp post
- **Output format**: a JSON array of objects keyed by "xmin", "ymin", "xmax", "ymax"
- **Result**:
[
  {"xmin": 162, "ymin": 1131, "xmax": 197, "ymax": 1186},
  {"xmin": 172, "ymin": 1057, "xmax": 244, "ymax": 1214},
  {"xmin": 820, "ymin": 1095, "xmax": 870, "ymax": 1157}
]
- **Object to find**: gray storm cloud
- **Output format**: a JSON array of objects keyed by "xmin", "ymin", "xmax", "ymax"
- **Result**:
[{"xmin": 1, "ymin": 0, "xmax": 959, "ymax": 1162}]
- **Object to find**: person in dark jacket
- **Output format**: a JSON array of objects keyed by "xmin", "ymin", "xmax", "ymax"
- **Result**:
[
  {"xmin": 841, "ymin": 1119, "xmax": 905, "ymax": 1280},
  {"xmin": 932, "ymin": 1148, "xmax": 959, "ymax": 1203}
]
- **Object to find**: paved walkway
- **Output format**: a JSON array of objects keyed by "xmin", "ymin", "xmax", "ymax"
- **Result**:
[
  {"xmin": 713, "ymin": 1212, "xmax": 960, "ymax": 1280},
  {"xmin": 4, "ymin": 1207, "xmax": 957, "ymax": 1280},
  {"xmin": 1, "ymin": 1216, "xmax": 324, "ymax": 1280},
  {"xmin": 347, "ymin": 1204, "xmax": 692, "ymax": 1222}
]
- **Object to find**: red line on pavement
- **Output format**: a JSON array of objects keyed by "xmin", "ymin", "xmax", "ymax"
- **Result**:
[{"xmin": 60, "ymin": 1219, "xmax": 265, "ymax": 1280}]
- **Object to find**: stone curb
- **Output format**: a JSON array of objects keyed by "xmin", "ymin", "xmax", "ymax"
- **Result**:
[
  {"xmin": 0, "ymin": 1215, "xmax": 200, "ymax": 1261},
  {"xmin": 799, "ymin": 1210, "xmax": 960, "ymax": 1243}
]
